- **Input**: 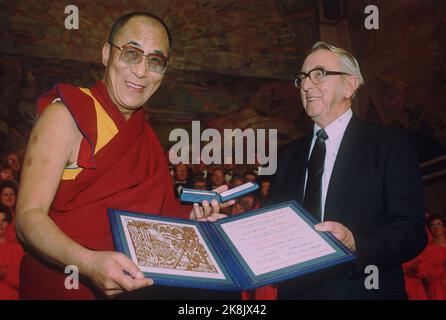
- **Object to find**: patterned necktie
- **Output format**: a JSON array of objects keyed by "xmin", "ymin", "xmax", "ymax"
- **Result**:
[{"xmin": 303, "ymin": 128, "xmax": 328, "ymax": 222}]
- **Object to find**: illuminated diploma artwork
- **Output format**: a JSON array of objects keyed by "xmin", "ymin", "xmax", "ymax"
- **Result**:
[
  {"xmin": 121, "ymin": 216, "xmax": 225, "ymax": 280},
  {"xmin": 108, "ymin": 201, "xmax": 355, "ymax": 291}
]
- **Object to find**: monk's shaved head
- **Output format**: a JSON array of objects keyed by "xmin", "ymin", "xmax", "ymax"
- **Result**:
[{"xmin": 107, "ymin": 12, "xmax": 172, "ymax": 55}]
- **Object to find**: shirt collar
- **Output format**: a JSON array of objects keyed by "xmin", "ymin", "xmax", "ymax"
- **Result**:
[{"xmin": 314, "ymin": 108, "xmax": 353, "ymax": 141}]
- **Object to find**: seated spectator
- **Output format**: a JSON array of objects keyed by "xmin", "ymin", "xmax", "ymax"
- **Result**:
[
  {"xmin": 0, "ymin": 166, "xmax": 14, "ymax": 182},
  {"xmin": 193, "ymin": 158, "xmax": 209, "ymax": 180},
  {"xmin": 0, "ymin": 181, "xmax": 17, "ymax": 211},
  {"xmin": 164, "ymin": 148, "xmax": 174, "ymax": 177},
  {"xmin": 0, "ymin": 204, "xmax": 25, "ymax": 300},
  {"xmin": 210, "ymin": 166, "xmax": 226, "ymax": 189},
  {"xmin": 417, "ymin": 214, "xmax": 446, "ymax": 299},
  {"xmin": 240, "ymin": 193, "xmax": 260, "ymax": 211},
  {"xmin": 244, "ymin": 170, "xmax": 258, "ymax": 184},
  {"xmin": 229, "ymin": 202, "xmax": 246, "ymax": 216},
  {"xmin": 258, "ymin": 179, "xmax": 271, "ymax": 207},
  {"xmin": 259, "ymin": 179, "xmax": 270, "ymax": 198},
  {"xmin": 192, "ymin": 175, "xmax": 209, "ymax": 191},
  {"xmin": 223, "ymin": 159, "xmax": 235, "ymax": 183},
  {"xmin": 4, "ymin": 151, "xmax": 21, "ymax": 182},
  {"xmin": 229, "ymin": 175, "xmax": 245, "ymax": 189},
  {"xmin": 173, "ymin": 164, "xmax": 193, "ymax": 198},
  {"xmin": 0, "ymin": 181, "xmax": 18, "ymax": 242}
]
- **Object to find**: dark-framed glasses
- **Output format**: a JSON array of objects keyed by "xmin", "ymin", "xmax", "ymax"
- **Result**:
[
  {"xmin": 294, "ymin": 68, "xmax": 350, "ymax": 88},
  {"xmin": 109, "ymin": 42, "xmax": 169, "ymax": 74}
]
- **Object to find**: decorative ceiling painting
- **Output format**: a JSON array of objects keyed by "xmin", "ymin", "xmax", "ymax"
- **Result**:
[{"xmin": 0, "ymin": 0, "xmax": 444, "ymax": 165}]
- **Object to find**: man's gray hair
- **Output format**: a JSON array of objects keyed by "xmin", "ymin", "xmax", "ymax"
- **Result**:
[{"xmin": 311, "ymin": 41, "xmax": 364, "ymax": 87}]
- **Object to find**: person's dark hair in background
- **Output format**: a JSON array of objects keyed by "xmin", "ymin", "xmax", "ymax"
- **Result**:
[{"xmin": 0, "ymin": 203, "xmax": 12, "ymax": 223}]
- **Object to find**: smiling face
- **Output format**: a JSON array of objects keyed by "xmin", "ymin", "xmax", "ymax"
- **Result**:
[
  {"xmin": 1, "ymin": 187, "xmax": 16, "ymax": 208},
  {"xmin": 429, "ymin": 218, "xmax": 445, "ymax": 239},
  {"xmin": 300, "ymin": 49, "xmax": 357, "ymax": 128},
  {"xmin": 102, "ymin": 17, "xmax": 169, "ymax": 119}
]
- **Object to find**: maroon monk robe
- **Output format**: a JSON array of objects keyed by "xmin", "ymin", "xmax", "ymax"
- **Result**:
[{"xmin": 20, "ymin": 81, "xmax": 190, "ymax": 299}]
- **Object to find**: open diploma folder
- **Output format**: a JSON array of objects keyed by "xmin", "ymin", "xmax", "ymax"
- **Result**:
[
  {"xmin": 108, "ymin": 201, "xmax": 355, "ymax": 292},
  {"xmin": 180, "ymin": 182, "xmax": 259, "ymax": 203}
]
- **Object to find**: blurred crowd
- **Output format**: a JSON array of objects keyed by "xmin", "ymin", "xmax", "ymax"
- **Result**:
[
  {"xmin": 167, "ymin": 157, "xmax": 271, "ymax": 216},
  {"xmin": 0, "ymin": 149, "xmax": 25, "ymax": 299}
]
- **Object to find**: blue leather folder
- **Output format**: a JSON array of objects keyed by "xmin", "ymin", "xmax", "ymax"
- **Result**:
[
  {"xmin": 108, "ymin": 201, "xmax": 356, "ymax": 291},
  {"xmin": 180, "ymin": 182, "xmax": 259, "ymax": 203}
]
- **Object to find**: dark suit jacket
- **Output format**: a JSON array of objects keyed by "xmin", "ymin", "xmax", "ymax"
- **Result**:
[{"xmin": 268, "ymin": 115, "xmax": 427, "ymax": 299}]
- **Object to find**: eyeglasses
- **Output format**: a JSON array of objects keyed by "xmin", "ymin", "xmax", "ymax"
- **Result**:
[
  {"xmin": 294, "ymin": 68, "xmax": 350, "ymax": 88},
  {"xmin": 109, "ymin": 42, "xmax": 169, "ymax": 74}
]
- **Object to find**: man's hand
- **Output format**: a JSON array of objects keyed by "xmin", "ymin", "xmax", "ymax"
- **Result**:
[
  {"xmin": 315, "ymin": 221, "xmax": 356, "ymax": 252},
  {"xmin": 189, "ymin": 185, "xmax": 235, "ymax": 221},
  {"xmin": 81, "ymin": 251, "xmax": 153, "ymax": 298}
]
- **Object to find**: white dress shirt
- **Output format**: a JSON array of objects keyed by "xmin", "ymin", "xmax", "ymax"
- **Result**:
[{"xmin": 304, "ymin": 108, "xmax": 353, "ymax": 221}]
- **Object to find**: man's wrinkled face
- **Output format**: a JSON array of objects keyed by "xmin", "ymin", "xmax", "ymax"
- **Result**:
[
  {"xmin": 300, "ymin": 49, "xmax": 349, "ymax": 127},
  {"xmin": 102, "ymin": 17, "xmax": 169, "ymax": 118}
]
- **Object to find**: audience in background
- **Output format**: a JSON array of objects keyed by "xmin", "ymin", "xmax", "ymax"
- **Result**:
[
  {"xmin": 243, "ymin": 170, "xmax": 257, "ymax": 184},
  {"xmin": 0, "ymin": 166, "xmax": 14, "ymax": 182},
  {"xmin": 0, "ymin": 144, "xmax": 442, "ymax": 300},
  {"xmin": 230, "ymin": 202, "xmax": 246, "ymax": 216},
  {"xmin": 192, "ymin": 159, "xmax": 209, "ymax": 180},
  {"xmin": 4, "ymin": 151, "xmax": 21, "ymax": 182},
  {"xmin": 229, "ymin": 175, "xmax": 245, "ymax": 189},
  {"xmin": 173, "ymin": 164, "xmax": 193, "ymax": 198},
  {"xmin": 0, "ymin": 204, "xmax": 24, "ymax": 300},
  {"xmin": 258, "ymin": 179, "xmax": 271, "ymax": 206},
  {"xmin": 192, "ymin": 175, "xmax": 208, "ymax": 190},
  {"xmin": 404, "ymin": 213, "xmax": 446, "ymax": 299},
  {"xmin": 223, "ymin": 160, "xmax": 235, "ymax": 184},
  {"xmin": 209, "ymin": 166, "xmax": 226, "ymax": 190},
  {"xmin": 0, "ymin": 181, "xmax": 18, "ymax": 242},
  {"xmin": 418, "ymin": 215, "xmax": 446, "ymax": 299}
]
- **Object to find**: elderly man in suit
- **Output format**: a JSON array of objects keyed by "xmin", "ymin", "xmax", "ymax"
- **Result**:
[{"xmin": 268, "ymin": 42, "xmax": 427, "ymax": 299}]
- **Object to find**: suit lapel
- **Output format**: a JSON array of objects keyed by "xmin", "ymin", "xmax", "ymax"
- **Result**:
[
  {"xmin": 324, "ymin": 115, "xmax": 370, "ymax": 221},
  {"xmin": 295, "ymin": 135, "xmax": 312, "ymax": 203}
]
